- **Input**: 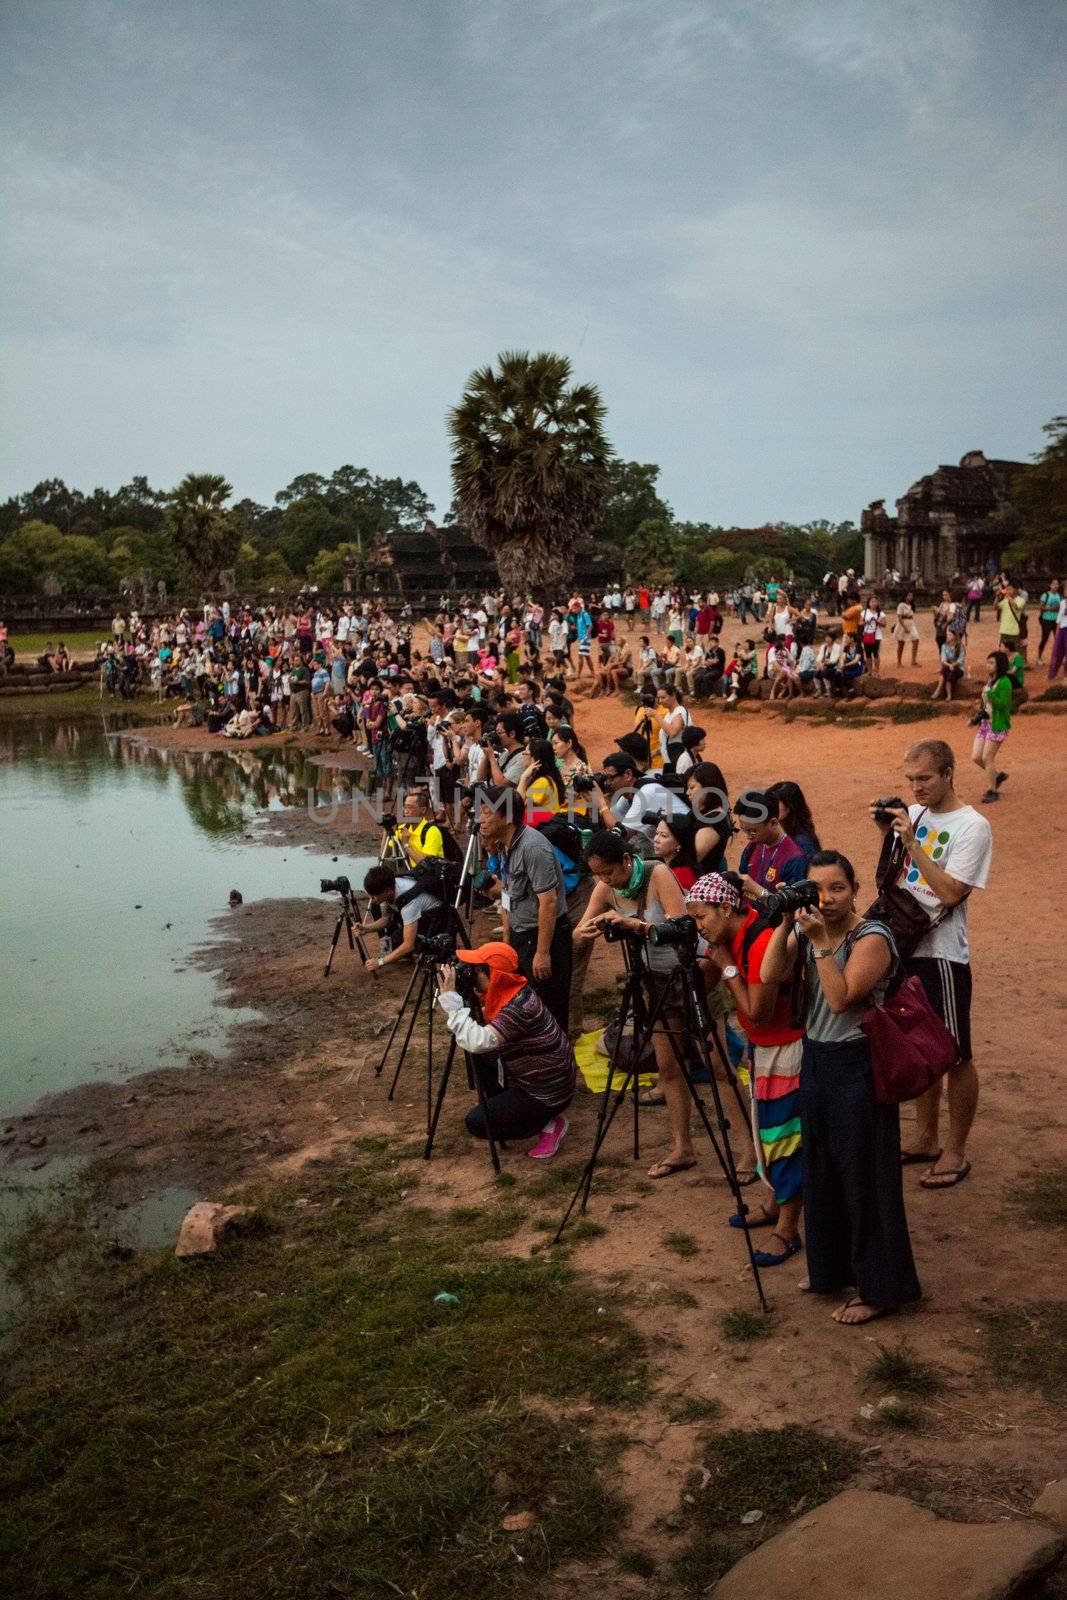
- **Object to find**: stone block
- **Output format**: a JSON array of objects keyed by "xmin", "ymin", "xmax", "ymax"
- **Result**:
[
  {"xmin": 175, "ymin": 1201, "xmax": 258, "ymax": 1258},
  {"xmin": 712, "ymin": 1488, "xmax": 1063, "ymax": 1600}
]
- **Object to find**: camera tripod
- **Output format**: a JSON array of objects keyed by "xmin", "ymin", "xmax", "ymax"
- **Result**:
[
  {"xmin": 323, "ymin": 887, "xmax": 371, "ymax": 977},
  {"xmin": 554, "ymin": 939, "xmax": 768, "ymax": 1312},
  {"xmin": 454, "ymin": 817, "xmax": 487, "ymax": 924}
]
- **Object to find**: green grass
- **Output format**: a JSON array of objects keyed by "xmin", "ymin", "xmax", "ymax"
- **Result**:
[
  {"xmin": 979, "ymin": 1302, "xmax": 1067, "ymax": 1402},
  {"xmin": 864, "ymin": 1342, "xmax": 945, "ymax": 1397},
  {"xmin": 0, "ymin": 1146, "xmax": 648, "ymax": 1599},
  {"xmin": 7, "ymin": 628, "xmax": 103, "ymax": 657},
  {"xmin": 721, "ymin": 1307, "xmax": 773, "ymax": 1342},
  {"xmin": 1005, "ymin": 1165, "xmax": 1067, "ymax": 1229},
  {"xmin": 669, "ymin": 1426, "xmax": 859, "ymax": 1592},
  {"xmin": 662, "ymin": 1231, "xmax": 700, "ymax": 1258}
]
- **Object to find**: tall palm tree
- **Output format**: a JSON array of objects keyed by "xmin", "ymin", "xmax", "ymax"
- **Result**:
[
  {"xmin": 448, "ymin": 351, "xmax": 611, "ymax": 594},
  {"xmin": 166, "ymin": 473, "xmax": 237, "ymax": 590}
]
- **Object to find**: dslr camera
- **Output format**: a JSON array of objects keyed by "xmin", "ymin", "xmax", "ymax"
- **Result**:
[
  {"xmin": 872, "ymin": 795, "xmax": 906, "ymax": 825},
  {"xmin": 647, "ymin": 914, "xmax": 700, "ymax": 959},
  {"xmin": 760, "ymin": 880, "xmax": 821, "ymax": 927},
  {"xmin": 415, "ymin": 930, "xmax": 457, "ymax": 962},
  {"xmin": 601, "ymin": 919, "xmax": 643, "ymax": 944},
  {"xmin": 320, "ymin": 875, "xmax": 352, "ymax": 896}
]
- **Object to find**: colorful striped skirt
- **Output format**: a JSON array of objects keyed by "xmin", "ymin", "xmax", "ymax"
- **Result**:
[{"xmin": 750, "ymin": 1039, "xmax": 804, "ymax": 1205}]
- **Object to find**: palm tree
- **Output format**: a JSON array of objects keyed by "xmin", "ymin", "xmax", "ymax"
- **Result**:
[
  {"xmin": 448, "ymin": 351, "xmax": 611, "ymax": 594},
  {"xmin": 166, "ymin": 473, "xmax": 237, "ymax": 590}
]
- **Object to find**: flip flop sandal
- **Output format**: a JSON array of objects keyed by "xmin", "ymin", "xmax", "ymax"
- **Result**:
[
  {"xmin": 637, "ymin": 1091, "xmax": 667, "ymax": 1107},
  {"xmin": 920, "ymin": 1158, "xmax": 972, "ymax": 1190},
  {"xmin": 901, "ymin": 1148, "xmax": 942, "ymax": 1165},
  {"xmin": 833, "ymin": 1296, "xmax": 894, "ymax": 1326},
  {"xmin": 752, "ymin": 1232, "xmax": 804, "ymax": 1267},
  {"xmin": 733, "ymin": 1168, "xmax": 759, "ymax": 1187},
  {"xmin": 728, "ymin": 1205, "xmax": 777, "ymax": 1230},
  {"xmin": 647, "ymin": 1158, "xmax": 697, "ymax": 1180}
]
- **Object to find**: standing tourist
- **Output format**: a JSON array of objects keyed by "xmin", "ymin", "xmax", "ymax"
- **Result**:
[
  {"xmin": 892, "ymin": 591, "xmax": 920, "ymax": 667},
  {"xmin": 873, "ymin": 739, "xmax": 992, "ymax": 1190},
  {"xmin": 1048, "ymin": 583, "xmax": 1067, "ymax": 681},
  {"xmin": 1037, "ymin": 580, "xmax": 1062, "ymax": 663},
  {"xmin": 760, "ymin": 852, "xmax": 921, "ymax": 1324},
  {"xmin": 686, "ymin": 874, "xmax": 805, "ymax": 1267},
  {"xmin": 478, "ymin": 787, "xmax": 573, "ymax": 1032},
  {"xmin": 735, "ymin": 790, "xmax": 809, "ymax": 899},
  {"xmin": 972, "ymin": 651, "xmax": 1013, "ymax": 803}
]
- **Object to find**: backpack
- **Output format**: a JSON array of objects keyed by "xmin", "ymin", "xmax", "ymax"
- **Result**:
[{"xmin": 536, "ymin": 816, "xmax": 585, "ymax": 895}]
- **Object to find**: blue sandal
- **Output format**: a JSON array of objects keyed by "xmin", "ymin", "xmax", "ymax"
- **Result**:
[
  {"xmin": 752, "ymin": 1232, "xmax": 804, "ymax": 1267},
  {"xmin": 728, "ymin": 1204, "xmax": 777, "ymax": 1230}
]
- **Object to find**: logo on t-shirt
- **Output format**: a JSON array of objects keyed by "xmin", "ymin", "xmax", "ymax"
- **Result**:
[{"xmin": 903, "ymin": 821, "xmax": 952, "ymax": 893}]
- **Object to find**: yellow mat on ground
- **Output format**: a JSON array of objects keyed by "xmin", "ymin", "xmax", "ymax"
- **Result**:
[{"xmin": 574, "ymin": 1028, "xmax": 659, "ymax": 1094}]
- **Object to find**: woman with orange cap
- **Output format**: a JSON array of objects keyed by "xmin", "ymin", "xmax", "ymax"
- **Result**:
[{"xmin": 436, "ymin": 943, "xmax": 576, "ymax": 1158}]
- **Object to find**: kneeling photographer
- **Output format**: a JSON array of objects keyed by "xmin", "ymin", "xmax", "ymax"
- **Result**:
[
  {"xmin": 684, "ymin": 872, "xmax": 808, "ymax": 1267},
  {"xmin": 574, "ymin": 828, "xmax": 698, "ymax": 1180},
  {"xmin": 360, "ymin": 860, "xmax": 447, "ymax": 973},
  {"xmin": 435, "ymin": 943, "xmax": 575, "ymax": 1158}
]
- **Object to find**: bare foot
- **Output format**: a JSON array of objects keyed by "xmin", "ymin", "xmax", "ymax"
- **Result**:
[
  {"xmin": 832, "ymin": 1298, "xmax": 891, "ymax": 1325},
  {"xmin": 797, "ymin": 1278, "xmax": 811, "ymax": 1291}
]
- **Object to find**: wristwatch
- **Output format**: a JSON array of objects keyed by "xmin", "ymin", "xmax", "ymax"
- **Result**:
[{"xmin": 721, "ymin": 964, "xmax": 739, "ymax": 981}]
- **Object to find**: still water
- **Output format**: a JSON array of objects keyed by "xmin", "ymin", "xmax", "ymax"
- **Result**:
[{"xmin": 0, "ymin": 717, "xmax": 373, "ymax": 1120}]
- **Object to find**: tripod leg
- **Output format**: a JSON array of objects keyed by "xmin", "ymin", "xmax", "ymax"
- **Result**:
[
  {"xmin": 388, "ymin": 968, "xmax": 430, "ymax": 1099},
  {"xmin": 324, "ymin": 914, "xmax": 345, "ymax": 977},
  {"xmin": 375, "ymin": 960, "xmax": 421, "ymax": 1076},
  {"xmin": 553, "ymin": 978, "xmax": 639, "ymax": 1242}
]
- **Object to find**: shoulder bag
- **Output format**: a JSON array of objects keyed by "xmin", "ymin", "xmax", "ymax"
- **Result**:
[
  {"xmin": 839, "ymin": 924, "xmax": 961, "ymax": 1105},
  {"xmin": 862, "ymin": 813, "xmax": 951, "ymax": 964}
]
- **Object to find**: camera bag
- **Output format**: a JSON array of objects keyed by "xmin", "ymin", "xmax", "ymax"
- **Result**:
[{"xmin": 863, "ymin": 815, "xmax": 952, "ymax": 964}]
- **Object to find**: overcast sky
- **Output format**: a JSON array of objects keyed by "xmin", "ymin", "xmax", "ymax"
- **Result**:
[{"xmin": 1, "ymin": 0, "xmax": 1064, "ymax": 525}]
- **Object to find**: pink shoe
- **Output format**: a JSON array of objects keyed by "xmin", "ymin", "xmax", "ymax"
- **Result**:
[{"xmin": 528, "ymin": 1115, "xmax": 568, "ymax": 1159}]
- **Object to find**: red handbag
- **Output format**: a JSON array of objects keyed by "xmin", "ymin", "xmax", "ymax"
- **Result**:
[{"xmin": 861, "ymin": 974, "xmax": 960, "ymax": 1105}]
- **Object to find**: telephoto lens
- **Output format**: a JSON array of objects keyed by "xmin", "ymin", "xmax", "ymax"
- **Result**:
[
  {"xmin": 320, "ymin": 875, "xmax": 351, "ymax": 895},
  {"xmin": 647, "ymin": 913, "xmax": 699, "ymax": 955}
]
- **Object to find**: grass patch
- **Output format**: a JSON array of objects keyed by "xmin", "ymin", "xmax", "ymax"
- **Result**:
[
  {"xmin": 865, "ymin": 1398, "xmax": 924, "ymax": 1431},
  {"xmin": 8, "ymin": 628, "xmax": 103, "ymax": 656},
  {"xmin": 865, "ymin": 1342, "xmax": 945, "ymax": 1397},
  {"xmin": 979, "ymin": 1302, "xmax": 1067, "ymax": 1401},
  {"xmin": 668, "ymin": 1394, "xmax": 724, "ymax": 1425},
  {"xmin": 662, "ymin": 1231, "xmax": 699, "ymax": 1258},
  {"xmin": 1005, "ymin": 1165, "xmax": 1067, "ymax": 1229},
  {"xmin": 670, "ymin": 1425, "xmax": 858, "ymax": 1591},
  {"xmin": 0, "ymin": 1147, "xmax": 648, "ymax": 1598},
  {"xmin": 721, "ymin": 1308, "xmax": 773, "ymax": 1342}
]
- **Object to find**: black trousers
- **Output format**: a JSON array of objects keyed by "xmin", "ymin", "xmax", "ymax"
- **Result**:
[
  {"xmin": 511, "ymin": 916, "xmax": 573, "ymax": 1034},
  {"xmin": 800, "ymin": 1036, "xmax": 921, "ymax": 1309}
]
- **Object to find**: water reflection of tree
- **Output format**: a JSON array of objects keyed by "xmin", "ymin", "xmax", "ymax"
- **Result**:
[{"xmin": 4, "ymin": 717, "xmax": 369, "ymax": 840}]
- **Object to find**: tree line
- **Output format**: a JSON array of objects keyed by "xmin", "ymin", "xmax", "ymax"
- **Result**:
[{"xmin": 1, "ymin": 349, "xmax": 1059, "ymax": 602}]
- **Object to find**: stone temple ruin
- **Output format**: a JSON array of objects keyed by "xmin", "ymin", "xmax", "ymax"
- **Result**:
[
  {"xmin": 350, "ymin": 520, "xmax": 616, "ymax": 603},
  {"xmin": 862, "ymin": 450, "xmax": 1025, "ymax": 583}
]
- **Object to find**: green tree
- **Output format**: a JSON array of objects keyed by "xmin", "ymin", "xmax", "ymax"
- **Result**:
[
  {"xmin": 106, "ymin": 526, "xmax": 181, "ymax": 588},
  {"xmin": 166, "ymin": 473, "xmax": 238, "ymax": 589},
  {"xmin": 272, "ymin": 466, "xmax": 433, "ymax": 574},
  {"xmin": 306, "ymin": 542, "xmax": 363, "ymax": 591},
  {"xmin": 277, "ymin": 497, "xmax": 344, "ymax": 575},
  {"xmin": 0, "ymin": 520, "xmax": 64, "ymax": 593},
  {"xmin": 622, "ymin": 517, "xmax": 681, "ymax": 583},
  {"xmin": 449, "ymin": 350, "xmax": 612, "ymax": 592},
  {"xmin": 596, "ymin": 460, "xmax": 672, "ymax": 548},
  {"xmin": 1002, "ymin": 416, "xmax": 1067, "ymax": 566}
]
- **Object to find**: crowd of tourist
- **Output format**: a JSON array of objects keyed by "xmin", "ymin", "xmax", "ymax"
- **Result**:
[{"xmin": 361, "ymin": 685, "xmax": 993, "ymax": 1329}]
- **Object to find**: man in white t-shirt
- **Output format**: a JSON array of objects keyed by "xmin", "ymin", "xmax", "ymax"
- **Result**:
[{"xmin": 871, "ymin": 738, "xmax": 992, "ymax": 1190}]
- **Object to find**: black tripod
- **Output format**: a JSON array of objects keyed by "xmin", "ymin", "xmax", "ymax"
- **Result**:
[
  {"xmin": 323, "ymin": 887, "xmax": 370, "ymax": 977},
  {"xmin": 554, "ymin": 937, "xmax": 768, "ymax": 1311}
]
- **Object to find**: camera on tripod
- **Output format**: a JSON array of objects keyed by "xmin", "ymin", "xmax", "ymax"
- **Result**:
[
  {"xmin": 760, "ymin": 880, "xmax": 821, "ymax": 926},
  {"xmin": 601, "ymin": 919, "xmax": 644, "ymax": 944},
  {"xmin": 409, "ymin": 856, "xmax": 462, "ymax": 902},
  {"xmin": 414, "ymin": 930, "xmax": 457, "ymax": 962},
  {"xmin": 571, "ymin": 773, "xmax": 598, "ymax": 796},
  {"xmin": 647, "ymin": 913, "xmax": 700, "ymax": 958},
  {"xmin": 320, "ymin": 875, "xmax": 353, "ymax": 896}
]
